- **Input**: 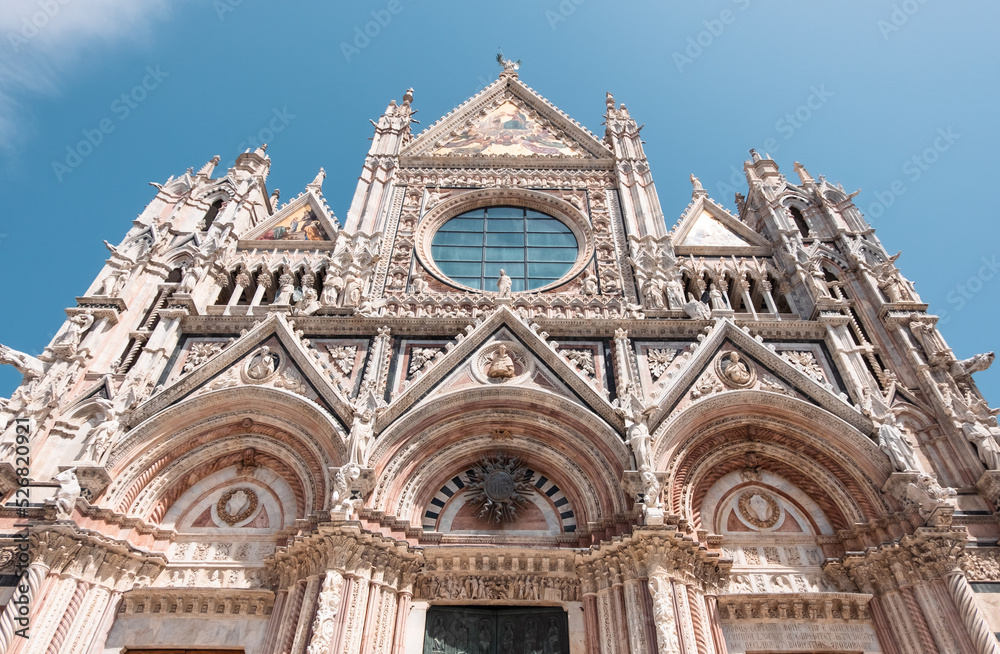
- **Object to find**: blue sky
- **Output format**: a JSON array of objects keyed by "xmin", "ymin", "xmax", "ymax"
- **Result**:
[{"xmin": 1, "ymin": 0, "xmax": 998, "ymax": 403}]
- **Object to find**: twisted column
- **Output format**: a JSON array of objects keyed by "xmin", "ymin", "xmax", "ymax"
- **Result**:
[
  {"xmin": 43, "ymin": 580, "xmax": 88, "ymax": 654},
  {"xmin": 945, "ymin": 571, "xmax": 1000, "ymax": 654},
  {"xmin": 0, "ymin": 562, "xmax": 47, "ymax": 654},
  {"xmin": 900, "ymin": 586, "xmax": 939, "ymax": 654}
]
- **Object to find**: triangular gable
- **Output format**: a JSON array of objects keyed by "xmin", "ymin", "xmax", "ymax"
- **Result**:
[
  {"xmin": 401, "ymin": 76, "xmax": 613, "ymax": 161},
  {"xmin": 672, "ymin": 196, "xmax": 771, "ymax": 255},
  {"xmin": 421, "ymin": 326, "xmax": 581, "ymax": 402},
  {"xmin": 241, "ymin": 190, "xmax": 338, "ymax": 245},
  {"xmin": 125, "ymin": 313, "xmax": 352, "ymax": 429},
  {"xmin": 376, "ymin": 306, "xmax": 622, "ymax": 433},
  {"xmin": 646, "ymin": 318, "xmax": 869, "ymax": 435}
]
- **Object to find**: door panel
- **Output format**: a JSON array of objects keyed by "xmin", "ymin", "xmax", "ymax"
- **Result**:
[{"xmin": 423, "ymin": 605, "xmax": 569, "ymax": 654}]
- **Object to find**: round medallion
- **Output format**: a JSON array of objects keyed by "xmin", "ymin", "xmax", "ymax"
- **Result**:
[
  {"xmin": 716, "ymin": 351, "xmax": 756, "ymax": 388},
  {"xmin": 470, "ymin": 341, "xmax": 534, "ymax": 385},
  {"xmin": 737, "ymin": 490, "xmax": 780, "ymax": 529},
  {"xmin": 484, "ymin": 470, "xmax": 515, "ymax": 502},
  {"xmin": 216, "ymin": 487, "xmax": 259, "ymax": 526},
  {"xmin": 242, "ymin": 346, "xmax": 280, "ymax": 383}
]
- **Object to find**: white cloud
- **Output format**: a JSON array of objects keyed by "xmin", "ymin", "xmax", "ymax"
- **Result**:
[{"xmin": 0, "ymin": 0, "xmax": 180, "ymax": 150}]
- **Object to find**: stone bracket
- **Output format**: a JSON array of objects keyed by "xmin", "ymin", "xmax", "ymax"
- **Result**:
[
  {"xmin": 60, "ymin": 464, "xmax": 112, "ymax": 501},
  {"xmin": 976, "ymin": 470, "xmax": 1000, "ymax": 508}
]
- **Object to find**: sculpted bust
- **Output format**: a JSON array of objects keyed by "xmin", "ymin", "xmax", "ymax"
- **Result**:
[{"xmin": 487, "ymin": 345, "xmax": 515, "ymax": 379}]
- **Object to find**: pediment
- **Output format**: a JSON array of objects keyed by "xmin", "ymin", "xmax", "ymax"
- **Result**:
[
  {"xmin": 401, "ymin": 76, "xmax": 613, "ymax": 161},
  {"xmin": 377, "ymin": 306, "xmax": 621, "ymax": 432},
  {"xmin": 126, "ymin": 314, "xmax": 352, "ymax": 429},
  {"xmin": 644, "ymin": 319, "xmax": 869, "ymax": 435},
  {"xmin": 241, "ymin": 190, "xmax": 338, "ymax": 246},
  {"xmin": 672, "ymin": 196, "xmax": 771, "ymax": 255}
]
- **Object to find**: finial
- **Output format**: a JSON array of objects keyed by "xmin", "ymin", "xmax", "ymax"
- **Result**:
[
  {"xmin": 749, "ymin": 148, "xmax": 762, "ymax": 162},
  {"xmin": 403, "ymin": 88, "xmax": 414, "ymax": 105},
  {"xmin": 197, "ymin": 155, "xmax": 220, "ymax": 177},
  {"xmin": 606, "ymin": 92, "xmax": 615, "ymax": 112},
  {"xmin": 496, "ymin": 49, "xmax": 521, "ymax": 76},
  {"xmin": 793, "ymin": 161, "xmax": 814, "ymax": 185},
  {"xmin": 690, "ymin": 174, "xmax": 705, "ymax": 195},
  {"xmin": 269, "ymin": 188, "xmax": 280, "ymax": 207},
  {"xmin": 253, "ymin": 144, "xmax": 268, "ymax": 158},
  {"xmin": 307, "ymin": 168, "xmax": 326, "ymax": 190}
]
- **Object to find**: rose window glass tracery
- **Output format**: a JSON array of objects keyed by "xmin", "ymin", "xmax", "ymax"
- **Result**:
[{"xmin": 430, "ymin": 206, "xmax": 578, "ymax": 292}]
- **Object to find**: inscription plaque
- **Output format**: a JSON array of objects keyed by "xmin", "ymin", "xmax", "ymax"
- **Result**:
[{"xmin": 721, "ymin": 621, "xmax": 880, "ymax": 653}]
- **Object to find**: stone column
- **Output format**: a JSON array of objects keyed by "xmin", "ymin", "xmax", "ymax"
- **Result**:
[
  {"xmin": 581, "ymin": 586, "xmax": 601, "ymax": 654},
  {"xmin": 28, "ymin": 577, "xmax": 87, "ymax": 654},
  {"xmin": 336, "ymin": 571, "xmax": 372, "ymax": 654},
  {"xmin": 867, "ymin": 597, "xmax": 902, "ymax": 654},
  {"xmin": 372, "ymin": 586, "xmax": 398, "ymax": 654},
  {"xmin": 289, "ymin": 575, "xmax": 322, "ymax": 654},
  {"xmin": 594, "ymin": 586, "xmax": 622, "ymax": 654},
  {"xmin": 686, "ymin": 585, "xmax": 715, "ymax": 654},
  {"xmin": 273, "ymin": 580, "xmax": 307, "ymax": 654},
  {"xmin": 390, "ymin": 590, "xmax": 412, "ymax": 654},
  {"xmin": 223, "ymin": 271, "xmax": 250, "ymax": 315},
  {"xmin": 0, "ymin": 560, "xmax": 48, "ymax": 654},
  {"xmin": 931, "ymin": 578, "xmax": 977, "ymax": 654},
  {"xmin": 55, "ymin": 584, "xmax": 112, "ymax": 654},
  {"xmin": 78, "ymin": 588, "xmax": 122, "ymax": 654},
  {"xmin": 622, "ymin": 577, "xmax": 655, "ymax": 654},
  {"xmin": 647, "ymin": 574, "xmax": 682, "ymax": 654},
  {"xmin": 359, "ymin": 575, "xmax": 383, "ymax": 654},
  {"xmin": 912, "ymin": 582, "xmax": 966, "ymax": 653},
  {"xmin": 305, "ymin": 570, "xmax": 345, "ymax": 654},
  {"xmin": 16, "ymin": 575, "xmax": 78, "ymax": 654},
  {"xmin": 261, "ymin": 589, "xmax": 289, "ymax": 654},
  {"xmin": 248, "ymin": 270, "xmax": 272, "ymax": 315},
  {"xmin": 703, "ymin": 595, "xmax": 728, "ymax": 654},
  {"xmin": 945, "ymin": 570, "xmax": 1000, "ymax": 654},
  {"xmin": 611, "ymin": 579, "xmax": 632, "ymax": 653}
]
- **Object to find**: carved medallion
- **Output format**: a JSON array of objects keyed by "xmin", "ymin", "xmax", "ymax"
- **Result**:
[
  {"xmin": 216, "ymin": 487, "xmax": 259, "ymax": 526},
  {"xmin": 466, "ymin": 454, "xmax": 533, "ymax": 523},
  {"xmin": 738, "ymin": 490, "xmax": 780, "ymax": 529},
  {"xmin": 716, "ymin": 351, "xmax": 756, "ymax": 388},
  {"xmin": 470, "ymin": 342, "xmax": 534, "ymax": 385},
  {"xmin": 242, "ymin": 346, "xmax": 280, "ymax": 383}
]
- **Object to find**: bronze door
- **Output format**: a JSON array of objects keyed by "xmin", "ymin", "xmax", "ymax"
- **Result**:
[{"xmin": 423, "ymin": 606, "xmax": 569, "ymax": 654}]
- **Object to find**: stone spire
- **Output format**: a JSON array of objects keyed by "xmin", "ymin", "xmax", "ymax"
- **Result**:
[{"xmin": 197, "ymin": 155, "xmax": 220, "ymax": 178}]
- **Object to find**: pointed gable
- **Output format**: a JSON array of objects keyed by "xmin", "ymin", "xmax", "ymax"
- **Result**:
[
  {"xmin": 241, "ymin": 190, "xmax": 338, "ymax": 246},
  {"xmin": 377, "ymin": 306, "xmax": 622, "ymax": 433},
  {"xmin": 644, "ymin": 319, "xmax": 869, "ymax": 436},
  {"xmin": 432, "ymin": 100, "xmax": 583, "ymax": 157},
  {"xmin": 401, "ymin": 76, "xmax": 613, "ymax": 161},
  {"xmin": 125, "ymin": 314, "xmax": 353, "ymax": 430},
  {"xmin": 672, "ymin": 196, "xmax": 771, "ymax": 256}
]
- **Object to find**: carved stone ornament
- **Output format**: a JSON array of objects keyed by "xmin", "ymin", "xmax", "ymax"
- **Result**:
[
  {"xmin": 216, "ymin": 487, "xmax": 259, "ymax": 526},
  {"xmin": 646, "ymin": 347, "xmax": 677, "ymax": 380},
  {"xmin": 465, "ymin": 453, "xmax": 533, "ymax": 523},
  {"xmin": 326, "ymin": 345, "xmax": 358, "ymax": 377},
  {"xmin": 470, "ymin": 341, "xmax": 534, "ymax": 385},
  {"xmin": 716, "ymin": 351, "xmax": 756, "ymax": 388},
  {"xmin": 737, "ymin": 490, "xmax": 780, "ymax": 529},
  {"xmin": 241, "ymin": 346, "xmax": 280, "ymax": 383},
  {"xmin": 780, "ymin": 350, "xmax": 827, "ymax": 382}
]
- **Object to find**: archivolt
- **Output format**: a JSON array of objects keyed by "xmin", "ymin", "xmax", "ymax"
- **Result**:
[
  {"xmin": 655, "ymin": 391, "xmax": 891, "ymax": 530},
  {"xmin": 104, "ymin": 387, "xmax": 344, "ymax": 522},
  {"xmin": 371, "ymin": 389, "xmax": 629, "ymax": 522}
]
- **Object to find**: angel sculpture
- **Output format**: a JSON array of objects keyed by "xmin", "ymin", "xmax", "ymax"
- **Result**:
[{"xmin": 496, "ymin": 50, "xmax": 521, "ymax": 73}]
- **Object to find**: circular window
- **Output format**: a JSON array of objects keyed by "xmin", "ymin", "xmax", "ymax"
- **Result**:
[{"xmin": 430, "ymin": 206, "xmax": 578, "ymax": 292}]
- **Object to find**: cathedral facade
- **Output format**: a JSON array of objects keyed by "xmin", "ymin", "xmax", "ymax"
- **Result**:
[{"xmin": 3, "ymin": 63, "xmax": 1000, "ymax": 654}]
